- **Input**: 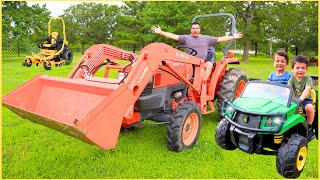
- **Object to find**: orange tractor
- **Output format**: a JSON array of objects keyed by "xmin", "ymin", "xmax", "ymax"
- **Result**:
[{"xmin": 3, "ymin": 13, "xmax": 248, "ymax": 152}]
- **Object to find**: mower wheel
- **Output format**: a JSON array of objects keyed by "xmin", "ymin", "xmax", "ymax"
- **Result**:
[
  {"xmin": 276, "ymin": 134, "xmax": 308, "ymax": 178},
  {"xmin": 215, "ymin": 118, "xmax": 236, "ymax": 150},
  {"xmin": 216, "ymin": 68, "xmax": 248, "ymax": 117},
  {"xmin": 166, "ymin": 101, "xmax": 202, "ymax": 152},
  {"xmin": 62, "ymin": 49, "xmax": 73, "ymax": 65},
  {"xmin": 43, "ymin": 61, "xmax": 51, "ymax": 70},
  {"xmin": 24, "ymin": 58, "xmax": 32, "ymax": 67}
]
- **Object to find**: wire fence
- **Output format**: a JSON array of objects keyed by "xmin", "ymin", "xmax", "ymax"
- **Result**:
[{"xmin": 2, "ymin": 39, "xmax": 82, "ymax": 58}]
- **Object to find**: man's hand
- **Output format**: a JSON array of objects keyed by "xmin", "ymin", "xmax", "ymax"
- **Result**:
[
  {"xmin": 233, "ymin": 32, "xmax": 243, "ymax": 39},
  {"xmin": 151, "ymin": 25, "xmax": 162, "ymax": 34},
  {"xmin": 151, "ymin": 25, "xmax": 179, "ymax": 41}
]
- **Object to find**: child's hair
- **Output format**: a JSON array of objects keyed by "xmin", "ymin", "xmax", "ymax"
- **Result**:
[
  {"xmin": 291, "ymin": 55, "xmax": 308, "ymax": 68},
  {"xmin": 274, "ymin": 50, "xmax": 289, "ymax": 64}
]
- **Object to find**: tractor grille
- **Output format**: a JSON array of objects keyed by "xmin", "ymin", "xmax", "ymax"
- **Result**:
[{"xmin": 235, "ymin": 113, "xmax": 261, "ymax": 129}]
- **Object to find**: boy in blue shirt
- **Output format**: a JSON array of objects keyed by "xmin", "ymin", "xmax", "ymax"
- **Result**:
[{"xmin": 268, "ymin": 50, "xmax": 292, "ymax": 84}]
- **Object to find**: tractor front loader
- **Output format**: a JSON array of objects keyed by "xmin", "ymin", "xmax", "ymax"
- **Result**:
[
  {"xmin": 3, "ymin": 13, "xmax": 248, "ymax": 151},
  {"xmin": 24, "ymin": 18, "xmax": 73, "ymax": 70}
]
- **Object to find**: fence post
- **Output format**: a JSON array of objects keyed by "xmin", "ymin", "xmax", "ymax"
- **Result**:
[{"xmin": 17, "ymin": 38, "xmax": 20, "ymax": 57}]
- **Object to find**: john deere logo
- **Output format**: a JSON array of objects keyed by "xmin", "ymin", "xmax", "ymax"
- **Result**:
[{"xmin": 242, "ymin": 116, "xmax": 248, "ymax": 123}]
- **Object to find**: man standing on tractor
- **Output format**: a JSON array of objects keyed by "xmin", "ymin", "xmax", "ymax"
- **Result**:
[{"xmin": 151, "ymin": 22, "xmax": 243, "ymax": 81}]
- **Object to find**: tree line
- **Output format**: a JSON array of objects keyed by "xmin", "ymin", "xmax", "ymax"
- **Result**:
[{"xmin": 2, "ymin": 1, "xmax": 318, "ymax": 61}]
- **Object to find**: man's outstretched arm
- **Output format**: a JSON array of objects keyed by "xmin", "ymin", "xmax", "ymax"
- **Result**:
[
  {"xmin": 152, "ymin": 25, "xmax": 179, "ymax": 41},
  {"xmin": 217, "ymin": 32, "xmax": 243, "ymax": 42}
]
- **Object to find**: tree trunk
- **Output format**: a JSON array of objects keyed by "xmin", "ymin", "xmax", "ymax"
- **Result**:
[
  {"xmin": 242, "ymin": 39, "xmax": 250, "ymax": 62},
  {"xmin": 254, "ymin": 42, "xmax": 258, "ymax": 57},
  {"xmin": 295, "ymin": 46, "xmax": 299, "ymax": 55},
  {"xmin": 81, "ymin": 43, "xmax": 85, "ymax": 55},
  {"xmin": 269, "ymin": 37, "xmax": 272, "ymax": 58}
]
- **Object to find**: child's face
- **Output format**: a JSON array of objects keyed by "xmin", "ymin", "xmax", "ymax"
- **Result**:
[
  {"xmin": 292, "ymin": 62, "xmax": 308, "ymax": 79},
  {"xmin": 273, "ymin": 54, "xmax": 287, "ymax": 71}
]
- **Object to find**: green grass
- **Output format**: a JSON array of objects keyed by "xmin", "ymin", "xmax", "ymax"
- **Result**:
[{"xmin": 2, "ymin": 52, "xmax": 318, "ymax": 179}]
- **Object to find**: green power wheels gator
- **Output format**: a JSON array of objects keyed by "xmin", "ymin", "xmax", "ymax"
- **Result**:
[{"xmin": 215, "ymin": 78, "xmax": 318, "ymax": 178}]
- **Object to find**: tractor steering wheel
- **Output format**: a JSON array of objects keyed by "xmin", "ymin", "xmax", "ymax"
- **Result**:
[{"xmin": 176, "ymin": 45, "xmax": 198, "ymax": 56}]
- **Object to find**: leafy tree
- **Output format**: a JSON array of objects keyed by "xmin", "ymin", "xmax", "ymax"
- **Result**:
[
  {"xmin": 271, "ymin": 1, "xmax": 317, "ymax": 56},
  {"xmin": 228, "ymin": 2, "xmax": 258, "ymax": 62},
  {"xmin": 141, "ymin": 1, "xmax": 198, "ymax": 47},
  {"xmin": 2, "ymin": 1, "xmax": 50, "ymax": 54},
  {"xmin": 62, "ymin": 2, "xmax": 120, "ymax": 53},
  {"xmin": 113, "ymin": 1, "xmax": 148, "ymax": 52}
]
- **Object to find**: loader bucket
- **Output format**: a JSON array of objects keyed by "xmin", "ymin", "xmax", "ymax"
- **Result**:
[{"xmin": 2, "ymin": 74, "xmax": 130, "ymax": 150}]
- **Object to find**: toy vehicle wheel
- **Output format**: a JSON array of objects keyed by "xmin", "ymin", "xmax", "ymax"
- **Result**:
[
  {"xmin": 276, "ymin": 134, "xmax": 308, "ymax": 178},
  {"xmin": 62, "ymin": 49, "xmax": 73, "ymax": 65},
  {"xmin": 215, "ymin": 118, "xmax": 236, "ymax": 150},
  {"xmin": 166, "ymin": 101, "xmax": 202, "ymax": 152},
  {"xmin": 43, "ymin": 61, "xmax": 51, "ymax": 70},
  {"xmin": 24, "ymin": 58, "xmax": 32, "ymax": 67},
  {"xmin": 216, "ymin": 68, "xmax": 248, "ymax": 117}
]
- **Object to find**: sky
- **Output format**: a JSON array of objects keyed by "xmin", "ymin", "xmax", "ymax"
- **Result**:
[{"xmin": 27, "ymin": 1, "xmax": 125, "ymax": 18}]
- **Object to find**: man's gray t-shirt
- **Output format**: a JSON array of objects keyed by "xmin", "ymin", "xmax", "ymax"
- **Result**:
[{"xmin": 178, "ymin": 34, "xmax": 218, "ymax": 60}]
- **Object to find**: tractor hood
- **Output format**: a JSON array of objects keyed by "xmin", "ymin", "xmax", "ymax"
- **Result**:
[{"xmin": 233, "ymin": 97, "xmax": 289, "ymax": 114}]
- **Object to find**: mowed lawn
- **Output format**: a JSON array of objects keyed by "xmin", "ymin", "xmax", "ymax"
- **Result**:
[{"xmin": 2, "ymin": 51, "xmax": 318, "ymax": 179}]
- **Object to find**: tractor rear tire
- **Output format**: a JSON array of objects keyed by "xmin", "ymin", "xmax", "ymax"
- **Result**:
[
  {"xmin": 216, "ymin": 68, "xmax": 248, "ymax": 117},
  {"xmin": 43, "ymin": 61, "xmax": 51, "ymax": 70},
  {"xmin": 166, "ymin": 101, "xmax": 202, "ymax": 152},
  {"xmin": 62, "ymin": 49, "xmax": 73, "ymax": 65},
  {"xmin": 24, "ymin": 58, "xmax": 32, "ymax": 67},
  {"xmin": 215, "ymin": 118, "xmax": 236, "ymax": 150},
  {"xmin": 276, "ymin": 134, "xmax": 308, "ymax": 178}
]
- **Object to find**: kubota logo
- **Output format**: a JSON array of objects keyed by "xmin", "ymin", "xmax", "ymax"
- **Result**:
[
  {"xmin": 137, "ymin": 66, "xmax": 149, "ymax": 85},
  {"xmin": 176, "ymin": 52, "xmax": 189, "ymax": 60}
]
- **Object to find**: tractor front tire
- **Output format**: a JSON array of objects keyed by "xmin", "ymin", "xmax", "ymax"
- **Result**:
[
  {"xmin": 24, "ymin": 58, "xmax": 32, "ymax": 67},
  {"xmin": 167, "ymin": 101, "xmax": 202, "ymax": 152},
  {"xmin": 62, "ymin": 49, "xmax": 73, "ymax": 65},
  {"xmin": 216, "ymin": 68, "xmax": 248, "ymax": 117},
  {"xmin": 276, "ymin": 134, "xmax": 308, "ymax": 178},
  {"xmin": 215, "ymin": 118, "xmax": 236, "ymax": 150}
]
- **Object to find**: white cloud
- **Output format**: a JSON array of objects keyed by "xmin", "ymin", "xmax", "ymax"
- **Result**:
[{"xmin": 27, "ymin": 1, "xmax": 125, "ymax": 18}]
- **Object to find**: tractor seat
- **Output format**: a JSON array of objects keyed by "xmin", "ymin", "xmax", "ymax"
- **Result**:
[{"xmin": 206, "ymin": 46, "xmax": 216, "ymax": 63}]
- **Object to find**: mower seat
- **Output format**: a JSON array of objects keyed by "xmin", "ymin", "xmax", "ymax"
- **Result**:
[{"xmin": 42, "ymin": 32, "xmax": 61, "ymax": 49}]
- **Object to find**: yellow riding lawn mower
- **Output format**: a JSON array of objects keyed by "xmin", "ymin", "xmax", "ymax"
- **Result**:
[{"xmin": 24, "ymin": 18, "xmax": 73, "ymax": 70}]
